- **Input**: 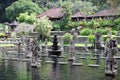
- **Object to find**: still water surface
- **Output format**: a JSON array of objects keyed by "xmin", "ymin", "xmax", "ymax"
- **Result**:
[{"xmin": 0, "ymin": 50, "xmax": 120, "ymax": 80}]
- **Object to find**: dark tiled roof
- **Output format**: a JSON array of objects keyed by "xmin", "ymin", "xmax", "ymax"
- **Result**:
[
  {"xmin": 72, "ymin": 12, "xmax": 86, "ymax": 18},
  {"xmin": 37, "ymin": 8, "xmax": 63, "ymax": 18}
]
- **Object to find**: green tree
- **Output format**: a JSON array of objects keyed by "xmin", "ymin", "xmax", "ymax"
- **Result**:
[
  {"xmin": 61, "ymin": 1, "xmax": 73, "ymax": 30},
  {"xmin": 72, "ymin": 1, "xmax": 98, "ymax": 14},
  {"xmin": 0, "ymin": 0, "xmax": 18, "ymax": 22},
  {"xmin": 5, "ymin": 0, "xmax": 42, "ymax": 21},
  {"xmin": 17, "ymin": 12, "xmax": 36, "ymax": 24},
  {"xmin": 34, "ymin": 17, "xmax": 53, "ymax": 39},
  {"xmin": 106, "ymin": 0, "xmax": 120, "ymax": 8}
]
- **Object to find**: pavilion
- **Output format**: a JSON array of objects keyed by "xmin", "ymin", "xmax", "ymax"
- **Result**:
[
  {"xmin": 72, "ymin": 12, "xmax": 86, "ymax": 21},
  {"xmin": 87, "ymin": 9, "xmax": 120, "ymax": 20},
  {"xmin": 37, "ymin": 8, "xmax": 63, "ymax": 21}
]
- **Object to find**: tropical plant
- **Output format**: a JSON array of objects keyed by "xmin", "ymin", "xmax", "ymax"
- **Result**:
[
  {"xmin": 114, "ymin": 18, "xmax": 120, "ymax": 30},
  {"xmin": 88, "ymin": 34, "xmax": 95, "ymax": 43},
  {"xmin": 80, "ymin": 28, "xmax": 94, "ymax": 36},
  {"xmin": 34, "ymin": 17, "xmax": 53, "ymax": 39},
  {"xmin": 17, "ymin": 12, "xmax": 36, "ymax": 24},
  {"xmin": 62, "ymin": 33, "xmax": 73, "ymax": 44},
  {"xmin": 95, "ymin": 28, "xmax": 107, "ymax": 35}
]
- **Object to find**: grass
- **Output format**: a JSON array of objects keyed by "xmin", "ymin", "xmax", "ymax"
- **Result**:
[
  {"xmin": 1, "ymin": 42, "xmax": 120, "ymax": 48},
  {"xmin": 41, "ymin": 41, "xmax": 120, "ymax": 48},
  {"xmin": 0, "ymin": 44, "xmax": 16, "ymax": 47}
]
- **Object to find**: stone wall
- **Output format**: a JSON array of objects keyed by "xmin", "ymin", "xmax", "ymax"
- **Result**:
[
  {"xmin": 50, "ymin": 31, "xmax": 66, "ymax": 36},
  {"xmin": 50, "ymin": 36, "xmax": 88, "ymax": 43},
  {"xmin": 50, "ymin": 35, "xmax": 120, "ymax": 44}
]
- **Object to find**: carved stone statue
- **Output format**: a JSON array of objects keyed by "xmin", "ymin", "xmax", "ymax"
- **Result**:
[
  {"xmin": 68, "ymin": 40, "xmax": 75, "ymax": 61},
  {"xmin": 31, "ymin": 40, "xmax": 40, "ymax": 63},
  {"xmin": 104, "ymin": 39, "xmax": 118, "ymax": 76},
  {"xmin": 94, "ymin": 32, "xmax": 102, "ymax": 49}
]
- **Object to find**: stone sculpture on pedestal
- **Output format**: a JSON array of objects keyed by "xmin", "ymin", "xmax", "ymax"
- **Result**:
[{"xmin": 104, "ymin": 39, "xmax": 118, "ymax": 76}]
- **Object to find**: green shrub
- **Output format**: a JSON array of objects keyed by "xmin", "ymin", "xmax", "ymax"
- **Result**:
[
  {"xmin": 102, "ymin": 35, "xmax": 109, "ymax": 42},
  {"xmin": 95, "ymin": 28, "xmax": 107, "ymax": 35},
  {"xmin": 53, "ymin": 22, "xmax": 60, "ymax": 30},
  {"xmin": 80, "ymin": 28, "xmax": 94, "ymax": 36},
  {"xmin": 0, "ymin": 32, "xmax": 5, "ymax": 38},
  {"xmin": 88, "ymin": 34, "xmax": 95, "ymax": 43},
  {"xmin": 112, "ymin": 30, "xmax": 117, "ymax": 35},
  {"xmin": 62, "ymin": 33, "xmax": 73, "ymax": 44}
]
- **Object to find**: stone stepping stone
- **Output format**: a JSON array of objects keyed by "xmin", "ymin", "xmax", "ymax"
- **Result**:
[
  {"xmin": 2, "ymin": 57, "xmax": 10, "ymax": 60},
  {"xmin": 68, "ymin": 57, "xmax": 75, "ymax": 61},
  {"xmin": 90, "ymin": 57, "xmax": 97, "ymax": 60},
  {"xmin": 114, "ymin": 56, "xmax": 120, "ymax": 59},
  {"xmin": 73, "ymin": 63, "xmax": 83, "ymax": 66},
  {"xmin": 31, "ymin": 63, "xmax": 41, "ymax": 68},
  {"xmin": 85, "ymin": 53, "xmax": 91, "ymax": 55},
  {"xmin": 99, "ymin": 57, "xmax": 106, "ymax": 59},
  {"xmin": 88, "ymin": 64, "xmax": 99, "ymax": 67},
  {"xmin": 45, "ymin": 61, "xmax": 54, "ymax": 64},
  {"xmin": 42, "ymin": 54, "xmax": 48, "ymax": 57},
  {"xmin": 59, "ymin": 55, "xmax": 66, "ymax": 58},
  {"xmin": 26, "ymin": 54, "xmax": 32, "ymax": 58},
  {"xmin": 76, "ymin": 53, "xmax": 82, "ymax": 55},
  {"xmin": 93, "ymin": 54, "xmax": 99, "ymax": 56},
  {"xmin": 21, "ymin": 59, "xmax": 31, "ymax": 62},
  {"xmin": 7, "ymin": 51, "xmax": 17, "ymax": 53},
  {"xmin": 79, "ymin": 57, "xmax": 86, "ymax": 59},
  {"xmin": 58, "ymin": 62, "xmax": 68, "ymax": 65},
  {"xmin": 49, "ymin": 55, "xmax": 57, "ymax": 58},
  {"xmin": 11, "ymin": 58, "xmax": 20, "ymax": 61},
  {"xmin": 19, "ymin": 53, "xmax": 25, "ymax": 55},
  {"xmin": 38, "ymin": 60, "xmax": 42, "ymax": 62}
]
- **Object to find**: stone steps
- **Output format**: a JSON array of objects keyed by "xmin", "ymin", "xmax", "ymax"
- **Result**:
[
  {"xmin": 88, "ymin": 64, "xmax": 100, "ymax": 67},
  {"xmin": 73, "ymin": 63, "xmax": 83, "ymax": 66}
]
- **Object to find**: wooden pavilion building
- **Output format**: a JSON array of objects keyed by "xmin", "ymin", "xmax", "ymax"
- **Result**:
[
  {"xmin": 87, "ymin": 9, "xmax": 120, "ymax": 20},
  {"xmin": 37, "ymin": 8, "xmax": 63, "ymax": 21},
  {"xmin": 72, "ymin": 12, "xmax": 86, "ymax": 21}
]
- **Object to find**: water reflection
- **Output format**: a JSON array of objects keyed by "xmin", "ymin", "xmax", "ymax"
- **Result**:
[
  {"xmin": 26, "ymin": 61, "xmax": 31, "ymax": 72},
  {"xmin": 31, "ymin": 68, "xmax": 40, "ymax": 80},
  {"xmin": 50, "ymin": 57, "xmax": 60, "ymax": 80},
  {"xmin": 0, "ymin": 49, "xmax": 120, "ymax": 80},
  {"xmin": 105, "ymin": 75, "xmax": 115, "ymax": 80},
  {"xmin": 52, "ymin": 57, "xmax": 58, "ymax": 70}
]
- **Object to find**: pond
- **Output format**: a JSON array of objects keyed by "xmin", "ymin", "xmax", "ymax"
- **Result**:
[{"xmin": 0, "ymin": 49, "xmax": 120, "ymax": 80}]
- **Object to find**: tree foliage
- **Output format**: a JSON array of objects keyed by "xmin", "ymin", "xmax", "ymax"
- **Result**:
[
  {"xmin": 72, "ymin": 1, "xmax": 98, "ymax": 14},
  {"xmin": 17, "ymin": 12, "xmax": 36, "ymax": 24},
  {"xmin": 5, "ymin": 0, "xmax": 42, "ymax": 21},
  {"xmin": 34, "ymin": 17, "xmax": 53, "ymax": 38},
  {"xmin": 0, "ymin": 0, "xmax": 18, "ymax": 22}
]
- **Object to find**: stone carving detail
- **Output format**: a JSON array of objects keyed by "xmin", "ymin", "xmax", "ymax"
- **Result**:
[{"xmin": 104, "ymin": 39, "xmax": 118, "ymax": 76}]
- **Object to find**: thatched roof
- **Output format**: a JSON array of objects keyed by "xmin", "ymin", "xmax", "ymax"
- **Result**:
[
  {"xmin": 88, "ymin": 9, "xmax": 120, "ymax": 17},
  {"xmin": 72, "ymin": 12, "xmax": 86, "ymax": 18},
  {"xmin": 37, "ymin": 8, "xmax": 63, "ymax": 19}
]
